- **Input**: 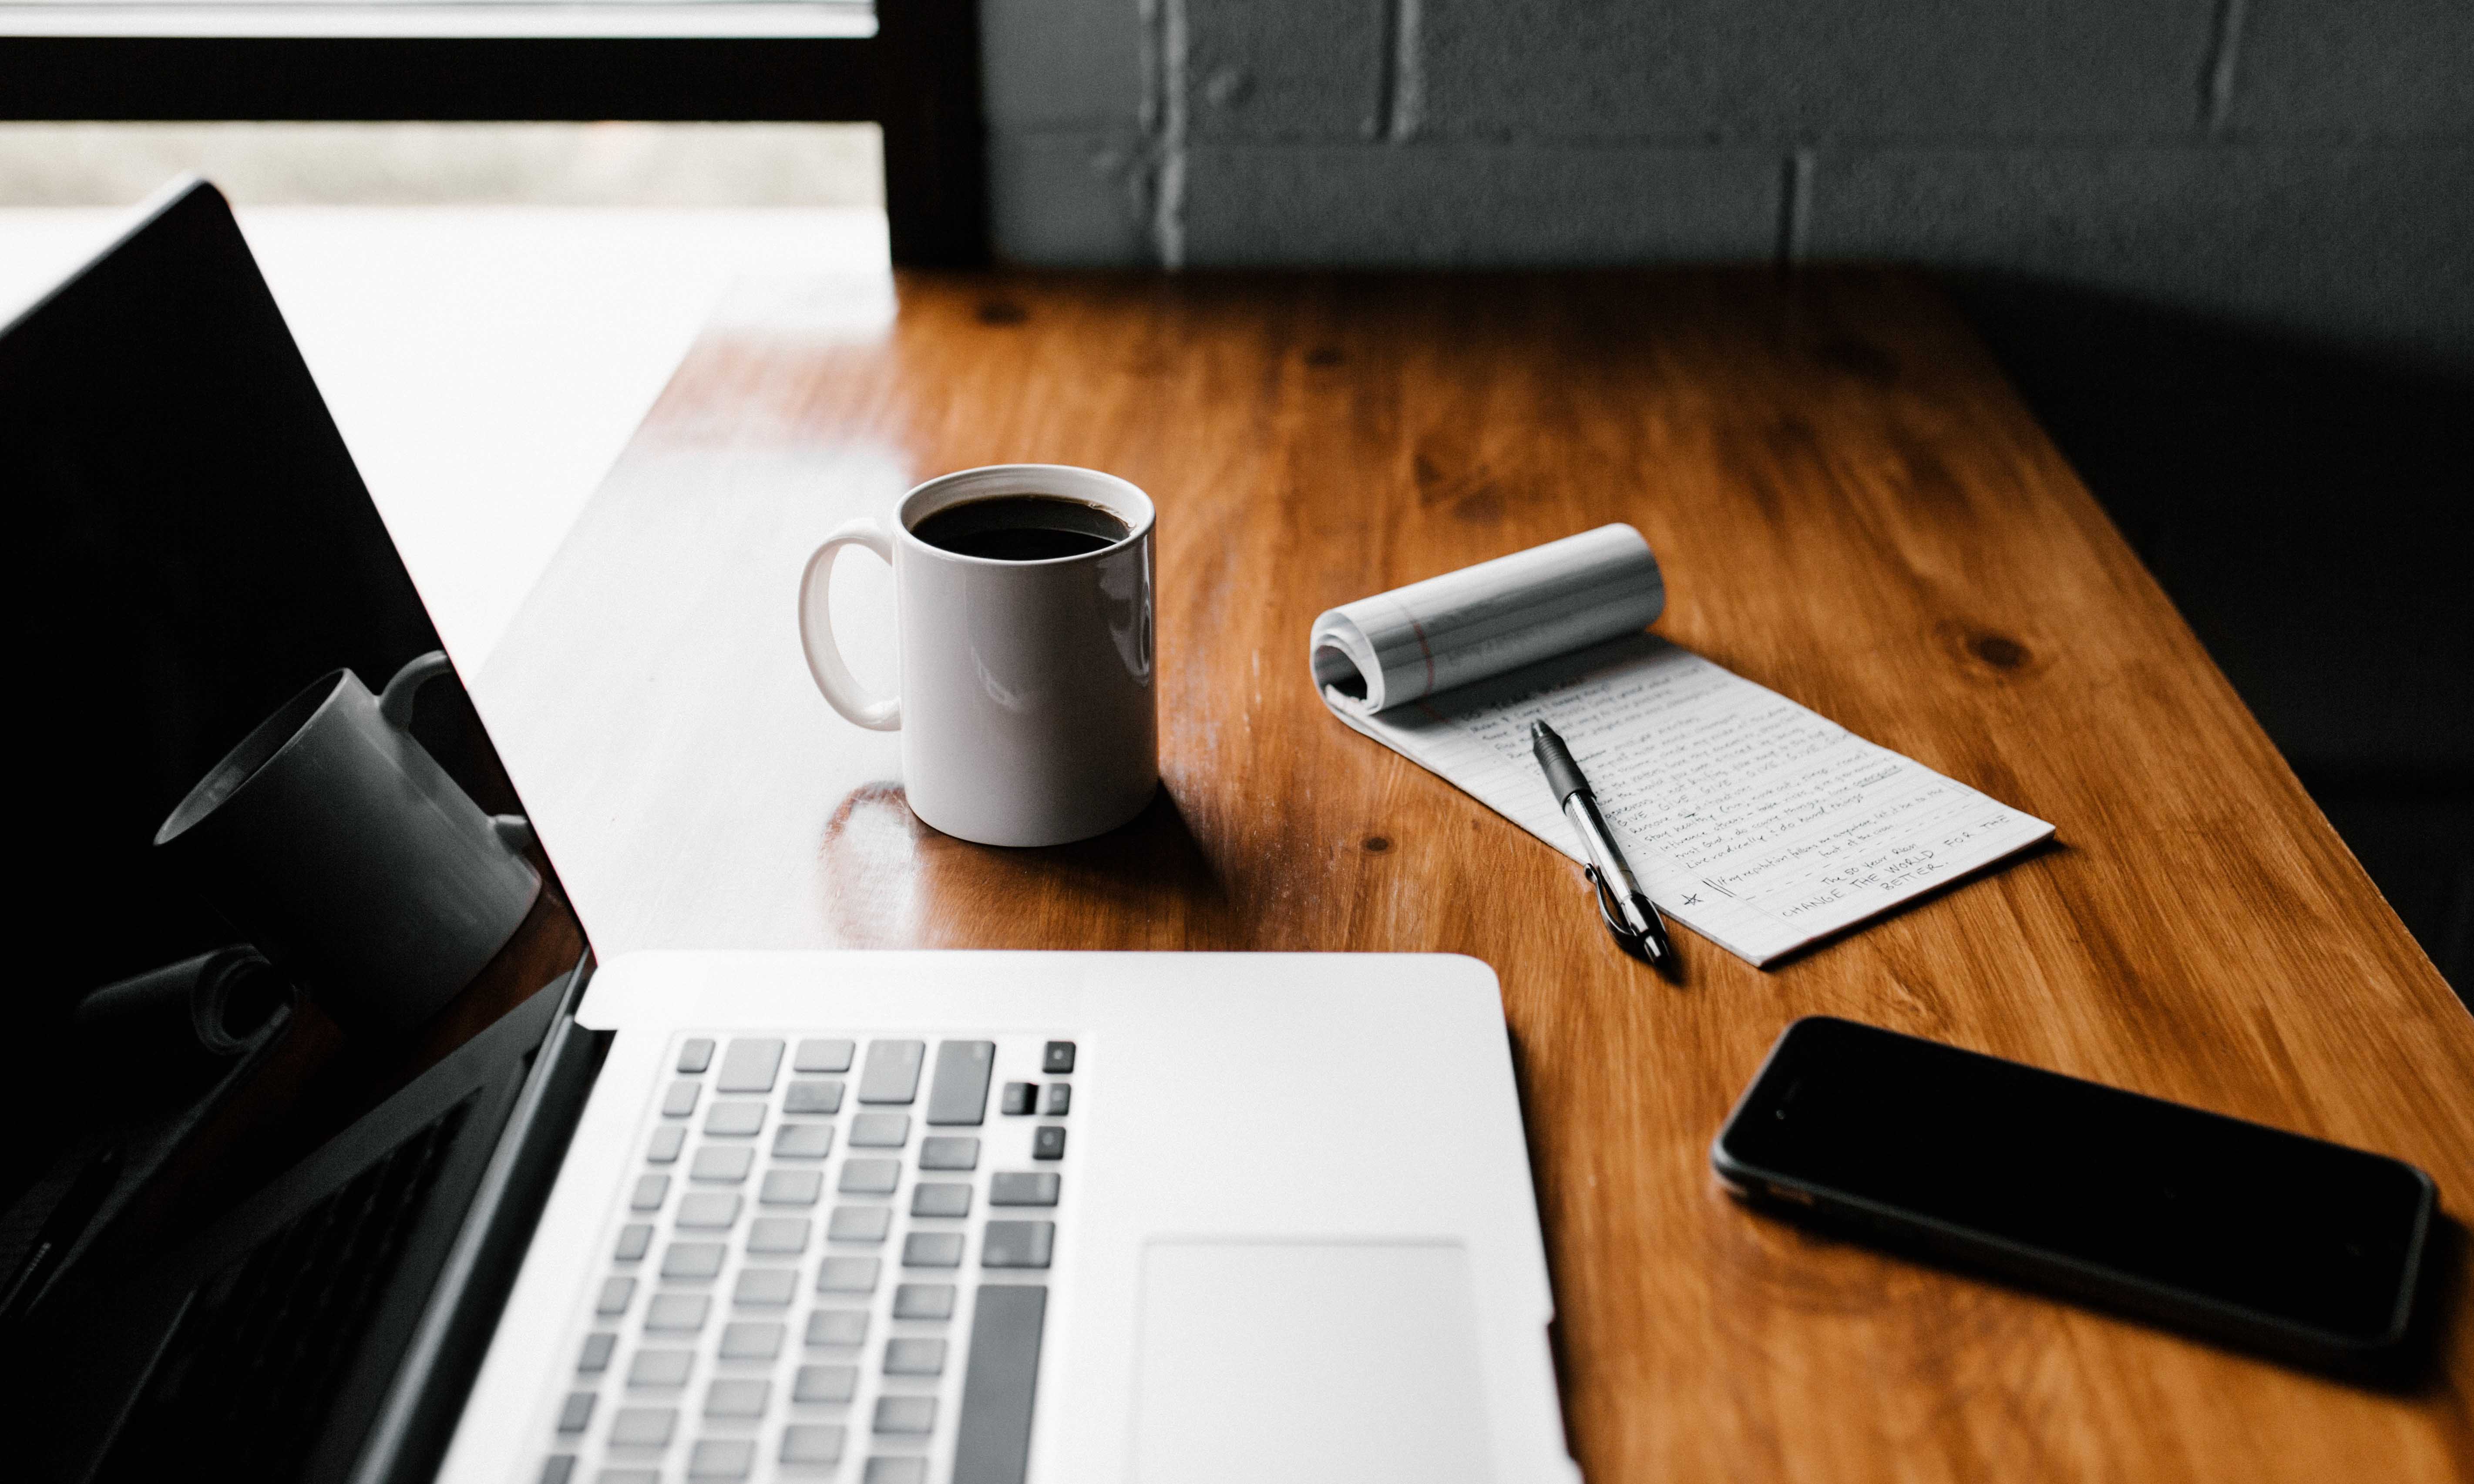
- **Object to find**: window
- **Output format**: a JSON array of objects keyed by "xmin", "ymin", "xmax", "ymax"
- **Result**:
[
  {"xmin": 0, "ymin": 0, "xmax": 873, "ymax": 38},
  {"xmin": 0, "ymin": 0, "xmax": 985, "ymax": 262}
]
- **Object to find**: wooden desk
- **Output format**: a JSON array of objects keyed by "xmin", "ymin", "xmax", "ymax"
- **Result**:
[{"xmin": 481, "ymin": 269, "xmax": 2474, "ymax": 1481}]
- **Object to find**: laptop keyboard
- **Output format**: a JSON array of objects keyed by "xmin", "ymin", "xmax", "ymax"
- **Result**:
[{"xmin": 540, "ymin": 1034, "xmax": 1072, "ymax": 1484}]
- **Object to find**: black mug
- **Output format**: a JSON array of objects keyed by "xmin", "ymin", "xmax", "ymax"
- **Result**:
[{"xmin": 154, "ymin": 652, "xmax": 540, "ymax": 1035}]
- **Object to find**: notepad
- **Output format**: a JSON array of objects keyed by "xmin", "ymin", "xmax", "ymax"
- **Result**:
[{"xmin": 1311, "ymin": 526, "xmax": 2056, "ymax": 966}]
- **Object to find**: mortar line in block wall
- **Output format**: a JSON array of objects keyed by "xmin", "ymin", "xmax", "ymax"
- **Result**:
[
  {"xmin": 1385, "ymin": 0, "xmax": 1424, "ymax": 142},
  {"xmin": 2202, "ymin": 0, "xmax": 2248, "ymax": 134},
  {"xmin": 1777, "ymin": 148, "xmax": 1813, "ymax": 266},
  {"xmin": 1154, "ymin": 0, "xmax": 1189, "ymax": 268},
  {"xmin": 1138, "ymin": 0, "xmax": 1163, "ymax": 135}
]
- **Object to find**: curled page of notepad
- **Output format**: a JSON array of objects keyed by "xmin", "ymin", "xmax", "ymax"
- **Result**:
[{"xmin": 1309, "ymin": 524, "xmax": 1665, "ymax": 714}]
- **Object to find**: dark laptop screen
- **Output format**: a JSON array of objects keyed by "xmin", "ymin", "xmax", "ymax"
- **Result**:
[{"xmin": 3, "ymin": 182, "xmax": 576, "ymax": 1289}]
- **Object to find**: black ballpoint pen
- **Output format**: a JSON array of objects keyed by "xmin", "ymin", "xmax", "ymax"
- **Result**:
[{"xmin": 1529, "ymin": 719, "xmax": 1678, "ymax": 973}]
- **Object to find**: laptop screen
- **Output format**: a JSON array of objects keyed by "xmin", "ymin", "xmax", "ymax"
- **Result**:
[{"xmin": 3, "ymin": 181, "xmax": 582, "ymax": 1291}]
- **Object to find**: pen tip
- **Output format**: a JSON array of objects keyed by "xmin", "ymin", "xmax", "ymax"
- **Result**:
[{"xmin": 1529, "ymin": 718, "xmax": 1552, "ymax": 739}]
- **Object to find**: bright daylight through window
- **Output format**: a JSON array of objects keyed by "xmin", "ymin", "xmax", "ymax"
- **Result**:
[{"xmin": 0, "ymin": 0, "xmax": 870, "ymax": 37}]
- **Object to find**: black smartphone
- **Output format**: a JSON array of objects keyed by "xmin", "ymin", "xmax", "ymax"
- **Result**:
[{"xmin": 1711, "ymin": 1017, "xmax": 2438, "ymax": 1373}]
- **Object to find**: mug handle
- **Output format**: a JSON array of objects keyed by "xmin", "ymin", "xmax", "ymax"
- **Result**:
[
  {"xmin": 377, "ymin": 649, "xmax": 457, "ymax": 731},
  {"xmin": 799, "ymin": 519, "xmax": 901, "ymax": 731},
  {"xmin": 376, "ymin": 650, "xmax": 538, "ymax": 857}
]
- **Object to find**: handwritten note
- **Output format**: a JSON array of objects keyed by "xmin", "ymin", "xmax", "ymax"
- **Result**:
[{"xmin": 1324, "ymin": 633, "xmax": 2054, "ymax": 965}]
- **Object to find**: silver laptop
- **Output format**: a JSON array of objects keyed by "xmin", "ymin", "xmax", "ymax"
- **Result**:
[{"xmin": 6, "ymin": 181, "xmax": 1575, "ymax": 1484}]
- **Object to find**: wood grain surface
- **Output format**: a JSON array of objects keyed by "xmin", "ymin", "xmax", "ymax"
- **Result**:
[{"xmin": 479, "ymin": 268, "xmax": 2474, "ymax": 1481}]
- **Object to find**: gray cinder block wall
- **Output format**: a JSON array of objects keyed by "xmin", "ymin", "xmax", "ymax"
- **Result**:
[{"xmin": 981, "ymin": 0, "xmax": 2474, "ymax": 373}]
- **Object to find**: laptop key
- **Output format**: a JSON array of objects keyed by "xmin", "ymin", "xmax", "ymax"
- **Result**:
[
  {"xmin": 677, "ymin": 1039, "xmax": 715, "ymax": 1074},
  {"xmin": 925, "ymin": 1041, "xmax": 995, "ymax": 1125},
  {"xmin": 761, "ymin": 1168, "xmax": 823, "ymax": 1206},
  {"xmin": 677, "ymin": 1193, "xmax": 741, "ymax": 1229},
  {"xmin": 911, "ymin": 1182, "xmax": 971, "ymax": 1218},
  {"xmin": 817, "ymin": 1256, "xmax": 881, "ymax": 1293},
  {"xmin": 628, "ymin": 1349, "xmax": 693, "ymax": 1387},
  {"xmin": 1041, "ymin": 1041, "xmax": 1075, "ymax": 1074},
  {"xmin": 953, "ymin": 1285, "xmax": 1046, "ymax": 1484},
  {"xmin": 919, "ymin": 1136, "xmax": 979, "ymax": 1171},
  {"xmin": 857, "ymin": 1040, "xmax": 926, "ymax": 1104},
  {"xmin": 829, "ymin": 1205, "xmax": 893, "ymax": 1243},
  {"xmin": 794, "ymin": 1037, "xmax": 855, "ymax": 1072},
  {"xmin": 608, "ymin": 1407, "xmax": 676, "ymax": 1447},
  {"xmin": 629, "ymin": 1175, "xmax": 669, "ymax": 1212},
  {"xmin": 981, "ymin": 1221, "xmax": 1055, "ymax": 1269},
  {"xmin": 540, "ymin": 1456, "xmax": 576, "ymax": 1484},
  {"xmin": 748, "ymin": 1217, "xmax": 810, "ymax": 1254},
  {"xmin": 794, "ymin": 1363, "xmax": 859, "ymax": 1403},
  {"xmin": 705, "ymin": 1101, "xmax": 765, "ymax": 1137},
  {"xmin": 884, "ymin": 1337, "xmax": 947, "ymax": 1376},
  {"xmin": 735, "ymin": 1268, "xmax": 798, "ymax": 1307},
  {"xmin": 988, "ymin": 1172, "xmax": 1059, "ymax": 1207},
  {"xmin": 691, "ymin": 1146, "xmax": 754, "ymax": 1183},
  {"xmin": 557, "ymin": 1393, "xmax": 595, "ymax": 1433},
  {"xmin": 850, "ymin": 1112, "xmax": 910, "ymax": 1148},
  {"xmin": 1032, "ymin": 1126, "xmax": 1066, "ymax": 1160},
  {"xmin": 838, "ymin": 1158, "xmax": 900, "ymax": 1195},
  {"xmin": 715, "ymin": 1038, "xmax": 783, "ymax": 1094},
  {"xmin": 596, "ymin": 1276, "xmax": 635, "ymax": 1316},
  {"xmin": 893, "ymin": 1283, "xmax": 955, "ymax": 1319},
  {"xmin": 615, "ymin": 1223, "xmax": 654, "ymax": 1260},
  {"xmin": 780, "ymin": 1424, "xmax": 846, "ymax": 1465},
  {"xmin": 688, "ymin": 1438, "xmax": 755, "ymax": 1481},
  {"xmin": 598, "ymin": 1471, "xmax": 659, "ymax": 1484},
  {"xmin": 903, "ymin": 1232, "xmax": 964, "ymax": 1268},
  {"xmin": 773, "ymin": 1123, "xmax": 834, "ymax": 1159},
  {"xmin": 864, "ymin": 1460, "xmax": 926, "ymax": 1484},
  {"xmin": 873, "ymin": 1396, "xmax": 936, "ymax": 1434},
  {"xmin": 719, "ymin": 1319, "xmax": 784, "ymax": 1359},
  {"xmin": 578, "ymin": 1333, "xmax": 617, "ymax": 1373},
  {"xmin": 999, "ymin": 1083, "xmax": 1035, "ymax": 1117},
  {"xmin": 785, "ymin": 1079, "xmax": 846, "ymax": 1115},
  {"xmin": 646, "ymin": 1125, "xmax": 686, "ymax": 1164},
  {"xmin": 807, "ymin": 1309, "xmax": 869, "ymax": 1346},
  {"xmin": 663, "ymin": 1081, "xmax": 701, "ymax": 1118},
  {"xmin": 646, "ymin": 1293, "xmax": 711, "ymax": 1331},
  {"xmin": 664, "ymin": 1242, "xmax": 727, "ymax": 1279},
  {"xmin": 1041, "ymin": 1083, "xmax": 1071, "ymax": 1117},
  {"xmin": 703, "ymin": 1378, "xmax": 770, "ymax": 1417}
]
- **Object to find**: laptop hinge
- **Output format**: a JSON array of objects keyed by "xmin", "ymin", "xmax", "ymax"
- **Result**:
[{"xmin": 347, "ymin": 955, "xmax": 610, "ymax": 1484}]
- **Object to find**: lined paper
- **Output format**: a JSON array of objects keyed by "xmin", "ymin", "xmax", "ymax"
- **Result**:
[{"xmin": 1316, "ymin": 537, "xmax": 2054, "ymax": 964}]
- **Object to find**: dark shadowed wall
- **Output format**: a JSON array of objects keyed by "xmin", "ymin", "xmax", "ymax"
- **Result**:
[{"xmin": 980, "ymin": 0, "xmax": 2473, "ymax": 374}]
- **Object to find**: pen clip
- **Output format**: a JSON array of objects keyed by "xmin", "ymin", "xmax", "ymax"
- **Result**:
[{"xmin": 1582, "ymin": 865, "xmax": 1655, "ymax": 962}]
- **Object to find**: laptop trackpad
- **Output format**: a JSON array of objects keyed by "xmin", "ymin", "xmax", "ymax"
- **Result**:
[{"xmin": 1133, "ymin": 1239, "xmax": 1495, "ymax": 1484}]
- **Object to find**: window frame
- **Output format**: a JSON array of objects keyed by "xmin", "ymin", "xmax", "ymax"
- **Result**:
[{"xmin": 0, "ymin": 0, "xmax": 986, "ymax": 264}]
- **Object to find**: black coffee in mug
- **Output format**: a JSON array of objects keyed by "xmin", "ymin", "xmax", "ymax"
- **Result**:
[{"xmin": 911, "ymin": 494, "xmax": 1130, "ymax": 561}]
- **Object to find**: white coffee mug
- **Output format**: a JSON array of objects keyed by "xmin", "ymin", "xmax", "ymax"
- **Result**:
[{"xmin": 799, "ymin": 464, "xmax": 1158, "ymax": 847}]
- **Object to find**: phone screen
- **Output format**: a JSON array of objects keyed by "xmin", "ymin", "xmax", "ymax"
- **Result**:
[{"xmin": 1716, "ymin": 1018, "xmax": 2433, "ymax": 1346}]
